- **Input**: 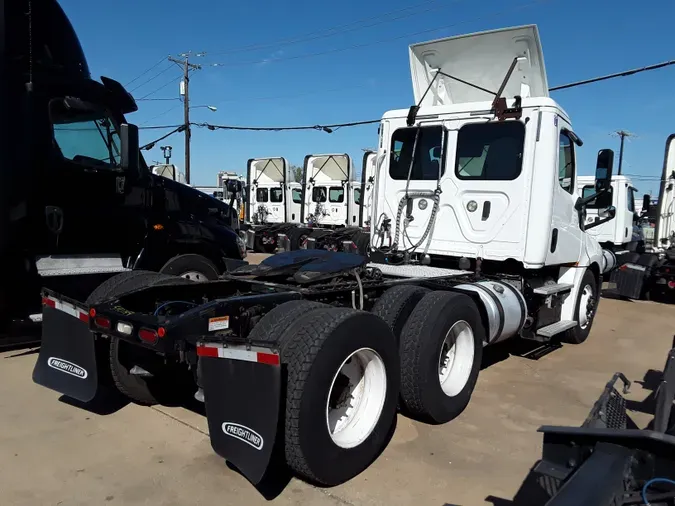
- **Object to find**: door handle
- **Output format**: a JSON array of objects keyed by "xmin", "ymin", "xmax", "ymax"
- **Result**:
[
  {"xmin": 481, "ymin": 201, "xmax": 491, "ymax": 221},
  {"xmin": 116, "ymin": 176, "xmax": 126, "ymax": 194},
  {"xmin": 45, "ymin": 206, "xmax": 64, "ymax": 234}
]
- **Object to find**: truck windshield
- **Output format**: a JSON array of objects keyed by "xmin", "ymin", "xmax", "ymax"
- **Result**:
[{"xmin": 50, "ymin": 99, "xmax": 121, "ymax": 169}]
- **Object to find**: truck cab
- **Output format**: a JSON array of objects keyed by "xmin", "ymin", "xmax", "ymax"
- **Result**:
[
  {"xmin": 1, "ymin": 0, "xmax": 246, "ymax": 330},
  {"xmin": 577, "ymin": 175, "xmax": 644, "ymax": 252},
  {"xmin": 301, "ymin": 154, "xmax": 352, "ymax": 227},
  {"xmin": 372, "ymin": 25, "xmax": 617, "ymax": 338},
  {"xmin": 246, "ymin": 157, "xmax": 289, "ymax": 225}
]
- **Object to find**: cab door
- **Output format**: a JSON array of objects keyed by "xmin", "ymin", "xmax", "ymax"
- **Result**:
[{"xmin": 42, "ymin": 96, "xmax": 146, "ymax": 259}]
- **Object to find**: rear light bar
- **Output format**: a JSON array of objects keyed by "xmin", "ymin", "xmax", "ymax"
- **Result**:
[
  {"xmin": 42, "ymin": 296, "xmax": 89, "ymax": 323},
  {"xmin": 196, "ymin": 342, "xmax": 280, "ymax": 366}
]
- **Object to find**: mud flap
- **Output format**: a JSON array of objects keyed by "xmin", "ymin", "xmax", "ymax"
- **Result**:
[
  {"xmin": 198, "ymin": 342, "xmax": 281, "ymax": 485},
  {"xmin": 32, "ymin": 302, "xmax": 99, "ymax": 402}
]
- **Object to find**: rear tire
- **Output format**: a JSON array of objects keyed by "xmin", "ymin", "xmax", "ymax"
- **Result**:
[
  {"xmin": 399, "ymin": 291, "xmax": 484, "ymax": 424},
  {"xmin": 87, "ymin": 271, "xmax": 190, "ymax": 405},
  {"xmin": 371, "ymin": 285, "xmax": 430, "ymax": 342},
  {"xmin": 160, "ymin": 254, "xmax": 220, "ymax": 281},
  {"xmin": 288, "ymin": 227, "xmax": 312, "ymax": 251},
  {"xmin": 561, "ymin": 269, "xmax": 598, "ymax": 344},
  {"xmin": 279, "ymin": 308, "xmax": 399, "ymax": 486},
  {"xmin": 248, "ymin": 299, "xmax": 328, "ymax": 344}
]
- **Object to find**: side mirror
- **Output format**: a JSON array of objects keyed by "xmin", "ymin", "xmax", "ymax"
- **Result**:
[
  {"xmin": 642, "ymin": 194, "xmax": 651, "ymax": 214},
  {"xmin": 594, "ymin": 149, "xmax": 614, "ymax": 192},
  {"xmin": 120, "ymin": 124, "xmax": 140, "ymax": 173}
]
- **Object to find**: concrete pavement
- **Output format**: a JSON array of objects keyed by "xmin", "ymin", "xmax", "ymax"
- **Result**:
[{"xmin": 1, "ymin": 296, "xmax": 673, "ymax": 505}]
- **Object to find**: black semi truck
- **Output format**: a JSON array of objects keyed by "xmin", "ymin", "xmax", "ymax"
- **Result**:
[{"xmin": 0, "ymin": 0, "xmax": 246, "ymax": 343}]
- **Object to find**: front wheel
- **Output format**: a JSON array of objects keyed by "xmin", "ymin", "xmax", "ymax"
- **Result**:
[
  {"xmin": 160, "ymin": 254, "xmax": 220, "ymax": 281},
  {"xmin": 562, "ymin": 269, "xmax": 598, "ymax": 344}
]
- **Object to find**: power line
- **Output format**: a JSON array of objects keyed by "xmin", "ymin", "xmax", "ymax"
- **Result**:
[
  {"xmin": 207, "ymin": 0, "xmax": 461, "ymax": 57},
  {"xmin": 139, "ymin": 124, "xmax": 183, "ymax": 130},
  {"xmin": 549, "ymin": 59, "xmax": 675, "ymax": 91},
  {"xmin": 128, "ymin": 64, "xmax": 176, "ymax": 92},
  {"xmin": 192, "ymin": 118, "xmax": 379, "ymax": 133},
  {"xmin": 140, "ymin": 125, "xmax": 186, "ymax": 151},
  {"xmin": 124, "ymin": 57, "xmax": 169, "ymax": 87},
  {"xmin": 137, "ymin": 98, "xmax": 180, "ymax": 101},
  {"xmin": 183, "ymin": 56, "xmax": 674, "ymax": 134},
  {"xmin": 215, "ymin": 82, "xmax": 370, "ymax": 105},
  {"xmin": 140, "ymin": 104, "xmax": 183, "ymax": 125},
  {"xmin": 205, "ymin": 0, "xmax": 551, "ymax": 68},
  {"xmin": 208, "ymin": 0, "xmax": 437, "ymax": 56},
  {"xmin": 137, "ymin": 75, "xmax": 183, "ymax": 100}
]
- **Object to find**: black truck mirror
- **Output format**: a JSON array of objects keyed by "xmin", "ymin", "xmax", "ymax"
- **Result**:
[
  {"xmin": 594, "ymin": 149, "xmax": 614, "ymax": 192},
  {"xmin": 642, "ymin": 194, "xmax": 651, "ymax": 214},
  {"xmin": 120, "ymin": 123, "xmax": 140, "ymax": 173}
]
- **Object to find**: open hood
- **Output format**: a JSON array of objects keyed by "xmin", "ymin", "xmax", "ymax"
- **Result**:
[
  {"xmin": 247, "ymin": 157, "xmax": 288, "ymax": 185},
  {"xmin": 409, "ymin": 25, "xmax": 548, "ymax": 107},
  {"xmin": 303, "ymin": 154, "xmax": 351, "ymax": 183}
]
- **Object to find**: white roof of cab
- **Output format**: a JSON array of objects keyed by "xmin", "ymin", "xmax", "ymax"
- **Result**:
[
  {"xmin": 382, "ymin": 96, "xmax": 568, "ymax": 122},
  {"xmin": 409, "ymin": 25, "xmax": 548, "ymax": 107}
]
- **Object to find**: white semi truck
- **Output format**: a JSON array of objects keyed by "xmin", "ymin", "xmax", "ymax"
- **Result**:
[
  {"xmin": 611, "ymin": 135, "xmax": 675, "ymax": 300},
  {"xmin": 244, "ymin": 154, "xmax": 374, "ymax": 253},
  {"xmin": 576, "ymin": 175, "xmax": 646, "ymax": 255},
  {"xmin": 370, "ymin": 24, "xmax": 617, "ymax": 343},
  {"xmin": 34, "ymin": 24, "xmax": 620, "ymax": 489}
]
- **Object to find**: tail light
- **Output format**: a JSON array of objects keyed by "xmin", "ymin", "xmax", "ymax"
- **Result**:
[
  {"xmin": 94, "ymin": 316, "xmax": 111, "ymax": 329},
  {"xmin": 138, "ymin": 328, "xmax": 158, "ymax": 344}
]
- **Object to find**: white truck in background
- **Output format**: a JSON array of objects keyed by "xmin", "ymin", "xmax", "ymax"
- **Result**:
[
  {"xmin": 150, "ymin": 163, "xmax": 186, "ymax": 184},
  {"xmin": 576, "ymin": 175, "xmax": 646, "ymax": 257},
  {"xmin": 611, "ymin": 135, "xmax": 675, "ymax": 300},
  {"xmin": 243, "ymin": 154, "xmax": 373, "ymax": 254}
]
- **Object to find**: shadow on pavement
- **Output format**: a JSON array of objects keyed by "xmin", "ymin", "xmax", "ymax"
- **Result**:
[
  {"xmin": 481, "ymin": 339, "xmax": 563, "ymax": 371},
  {"xmin": 58, "ymin": 388, "xmax": 130, "ymax": 416},
  {"xmin": 4, "ymin": 347, "xmax": 40, "ymax": 358}
]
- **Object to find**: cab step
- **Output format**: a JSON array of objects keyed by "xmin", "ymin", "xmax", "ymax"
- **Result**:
[
  {"xmin": 533, "ymin": 283, "xmax": 574, "ymax": 295},
  {"xmin": 536, "ymin": 320, "xmax": 577, "ymax": 338}
]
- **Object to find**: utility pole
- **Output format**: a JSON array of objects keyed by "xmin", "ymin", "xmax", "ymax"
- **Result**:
[
  {"xmin": 612, "ymin": 130, "xmax": 636, "ymax": 175},
  {"xmin": 168, "ymin": 54, "xmax": 202, "ymax": 184}
]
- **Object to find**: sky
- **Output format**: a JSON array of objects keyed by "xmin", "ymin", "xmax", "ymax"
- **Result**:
[{"xmin": 61, "ymin": 0, "xmax": 675, "ymax": 194}]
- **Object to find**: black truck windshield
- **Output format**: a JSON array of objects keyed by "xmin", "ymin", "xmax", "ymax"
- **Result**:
[{"xmin": 50, "ymin": 99, "xmax": 121, "ymax": 169}]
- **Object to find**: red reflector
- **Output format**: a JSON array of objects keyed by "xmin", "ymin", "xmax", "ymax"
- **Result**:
[
  {"xmin": 619, "ymin": 264, "xmax": 628, "ymax": 271},
  {"xmin": 94, "ymin": 316, "xmax": 111, "ymax": 329},
  {"xmin": 157, "ymin": 327, "xmax": 166, "ymax": 338},
  {"xmin": 89, "ymin": 308, "xmax": 96, "ymax": 318},
  {"xmin": 257, "ymin": 352, "xmax": 280, "ymax": 366},
  {"xmin": 42, "ymin": 297, "xmax": 56, "ymax": 308},
  {"xmin": 79, "ymin": 312, "xmax": 89, "ymax": 323},
  {"xmin": 197, "ymin": 345, "xmax": 218, "ymax": 358},
  {"xmin": 669, "ymin": 281, "xmax": 675, "ymax": 289},
  {"xmin": 138, "ymin": 328, "xmax": 158, "ymax": 344}
]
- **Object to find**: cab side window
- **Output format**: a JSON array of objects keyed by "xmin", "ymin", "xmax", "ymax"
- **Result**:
[
  {"xmin": 256, "ymin": 188, "xmax": 268, "ymax": 202},
  {"xmin": 50, "ymin": 98, "xmax": 121, "ymax": 170},
  {"xmin": 627, "ymin": 187, "xmax": 635, "ymax": 212},
  {"xmin": 558, "ymin": 131, "xmax": 575, "ymax": 194}
]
